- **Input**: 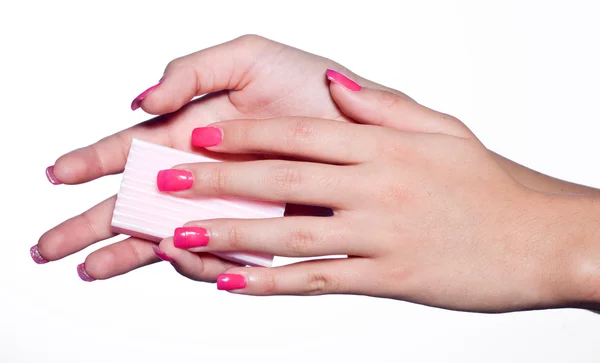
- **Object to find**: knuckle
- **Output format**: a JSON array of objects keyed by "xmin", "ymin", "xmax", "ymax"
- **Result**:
[
  {"xmin": 287, "ymin": 119, "xmax": 315, "ymax": 143},
  {"xmin": 88, "ymin": 143, "xmax": 106, "ymax": 177},
  {"xmin": 378, "ymin": 91, "xmax": 408, "ymax": 115},
  {"xmin": 438, "ymin": 112, "xmax": 461, "ymax": 125},
  {"xmin": 226, "ymin": 225, "xmax": 245, "ymax": 250},
  {"xmin": 261, "ymin": 272, "xmax": 278, "ymax": 295},
  {"xmin": 268, "ymin": 163, "xmax": 303, "ymax": 195},
  {"xmin": 206, "ymin": 165, "xmax": 230, "ymax": 194},
  {"xmin": 284, "ymin": 228, "xmax": 317, "ymax": 256},
  {"xmin": 305, "ymin": 272, "xmax": 341, "ymax": 295},
  {"xmin": 80, "ymin": 211, "xmax": 100, "ymax": 241},
  {"xmin": 235, "ymin": 34, "xmax": 268, "ymax": 46},
  {"xmin": 165, "ymin": 57, "xmax": 186, "ymax": 72},
  {"xmin": 437, "ymin": 112, "xmax": 470, "ymax": 136}
]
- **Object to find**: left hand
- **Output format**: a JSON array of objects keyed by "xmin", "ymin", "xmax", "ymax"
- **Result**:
[{"xmin": 154, "ymin": 80, "xmax": 573, "ymax": 313}]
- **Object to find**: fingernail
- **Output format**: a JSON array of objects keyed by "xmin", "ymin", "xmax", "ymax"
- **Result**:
[
  {"xmin": 173, "ymin": 227, "xmax": 209, "ymax": 248},
  {"xmin": 131, "ymin": 82, "xmax": 161, "ymax": 110},
  {"xmin": 152, "ymin": 245, "xmax": 174, "ymax": 262},
  {"xmin": 326, "ymin": 69, "xmax": 361, "ymax": 92},
  {"xmin": 191, "ymin": 127, "xmax": 223, "ymax": 147},
  {"xmin": 217, "ymin": 274, "xmax": 246, "ymax": 290},
  {"xmin": 30, "ymin": 245, "xmax": 49, "ymax": 264},
  {"xmin": 77, "ymin": 263, "xmax": 96, "ymax": 282},
  {"xmin": 156, "ymin": 169, "xmax": 194, "ymax": 192},
  {"xmin": 45, "ymin": 165, "xmax": 62, "ymax": 185}
]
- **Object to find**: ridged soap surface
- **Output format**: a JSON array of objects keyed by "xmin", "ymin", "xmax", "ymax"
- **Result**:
[{"xmin": 110, "ymin": 139, "xmax": 285, "ymax": 267}]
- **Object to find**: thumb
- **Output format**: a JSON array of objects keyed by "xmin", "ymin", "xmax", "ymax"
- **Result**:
[
  {"xmin": 130, "ymin": 35, "xmax": 268, "ymax": 114},
  {"xmin": 326, "ymin": 69, "xmax": 470, "ymax": 138}
]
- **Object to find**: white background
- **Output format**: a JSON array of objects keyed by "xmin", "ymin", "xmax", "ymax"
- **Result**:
[{"xmin": 1, "ymin": 0, "xmax": 600, "ymax": 362}]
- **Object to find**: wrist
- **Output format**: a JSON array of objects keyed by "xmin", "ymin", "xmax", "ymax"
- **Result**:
[{"xmin": 532, "ymin": 192, "xmax": 600, "ymax": 308}]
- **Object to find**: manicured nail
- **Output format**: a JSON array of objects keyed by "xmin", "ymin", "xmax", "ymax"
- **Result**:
[
  {"xmin": 156, "ymin": 169, "xmax": 194, "ymax": 192},
  {"xmin": 326, "ymin": 69, "xmax": 361, "ymax": 91},
  {"xmin": 191, "ymin": 127, "xmax": 223, "ymax": 147},
  {"xmin": 131, "ymin": 82, "xmax": 161, "ymax": 110},
  {"xmin": 217, "ymin": 274, "xmax": 246, "ymax": 290},
  {"xmin": 30, "ymin": 245, "xmax": 49, "ymax": 264},
  {"xmin": 45, "ymin": 166, "xmax": 62, "ymax": 185},
  {"xmin": 173, "ymin": 227, "xmax": 209, "ymax": 248},
  {"xmin": 77, "ymin": 263, "xmax": 96, "ymax": 282},
  {"xmin": 152, "ymin": 245, "xmax": 174, "ymax": 262}
]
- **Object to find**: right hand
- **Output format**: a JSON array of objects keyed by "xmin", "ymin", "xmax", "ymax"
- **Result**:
[{"xmin": 34, "ymin": 35, "xmax": 403, "ymax": 282}]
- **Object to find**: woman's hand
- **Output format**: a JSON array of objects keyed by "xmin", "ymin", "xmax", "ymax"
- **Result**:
[
  {"xmin": 34, "ymin": 35, "xmax": 387, "ymax": 281},
  {"xmin": 154, "ymin": 79, "xmax": 597, "ymax": 313},
  {"xmin": 34, "ymin": 35, "xmax": 599, "ymax": 285}
]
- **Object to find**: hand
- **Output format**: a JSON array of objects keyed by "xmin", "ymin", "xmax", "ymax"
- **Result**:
[
  {"xmin": 153, "ymin": 78, "xmax": 585, "ymax": 313},
  {"xmin": 34, "ymin": 35, "xmax": 597, "ymax": 284},
  {"xmin": 35, "ymin": 35, "xmax": 396, "ymax": 281}
]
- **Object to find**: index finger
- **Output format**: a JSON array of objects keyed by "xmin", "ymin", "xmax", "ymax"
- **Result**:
[{"xmin": 49, "ymin": 116, "xmax": 172, "ymax": 185}]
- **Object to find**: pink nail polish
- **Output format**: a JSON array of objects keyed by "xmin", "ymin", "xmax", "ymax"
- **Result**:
[
  {"xmin": 77, "ymin": 263, "xmax": 96, "ymax": 282},
  {"xmin": 45, "ymin": 166, "xmax": 62, "ymax": 185},
  {"xmin": 152, "ymin": 245, "xmax": 174, "ymax": 262},
  {"xmin": 156, "ymin": 169, "xmax": 194, "ymax": 192},
  {"xmin": 30, "ymin": 245, "xmax": 49, "ymax": 264},
  {"xmin": 191, "ymin": 127, "xmax": 223, "ymax": 147},
  {"xmin": 131, "ymin": 82, "xmax": 161, "ymax": 110},
  {"xmin": 173, "ymin": 227, "xmax": 209, "ymax": 248},
  {"xmin": 217, "ymin": 274, "xmax": 246, "ymax": 290},
  {"xmin": 326, "ymin": 69, "xmax": 361, "ymax": 92}
]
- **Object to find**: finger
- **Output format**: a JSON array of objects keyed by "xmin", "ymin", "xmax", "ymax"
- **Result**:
[
  {"xmin": 133, "ymin": 34, "xmax": 273, "ymax": 115},
  {"xmin": 214, "ymin": 258, "xmax": 371, "ymax": 296},
  {"xmin": 191, "ymin": 117, "xmax": 378, "ymax": 164},
  {"xmin": 51, "ymin": 116, "xmax": 172, "ymax": 184},
  {"xmin": 326, "ymin": 69, "xmax": 470, "ymax": 138},
  {"xmin": 156, "ymin": 238, "xmax": 240, "ymax": 282},
  {"xmin": 36, "ymin": 196, "xmax": 117, "ymax": 262},
  {"xmin": 79, "ymin": 237, "xmax": 159, "ymax": 281},
  {"xmin": 157, "ymin": 160, "xmax": 351, "ymax": 208},
  {"xmin": 170, "ymin": 216, "xmax": 374, "ymax": 258}
]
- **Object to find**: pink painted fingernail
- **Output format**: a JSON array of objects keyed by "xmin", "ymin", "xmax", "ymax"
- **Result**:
[
  {"xmin": 156, "ymin": 169, "xmax": 194, "ymax": 192},
  {"xmin": 131, "ymin": 82, "xmax": 161, "ymax": 110},
  {"xmin": 217, "ymin": 274, "xmax": 246, "ymax": 290},
  {"xmin": 152, "ymin": 245, "xmax": 174, "ymax": 262},
  {"xmin": 30, "ymin": 245, "xmax": 49, "ymax": 264},
  {"xmin": 77, "ymin": 263, "xmax": 96, "ymax": 282},
  {"xmin": 326, "ymin": 69, "xmax": 361, "ymax": 92},
  {"xmin": 45, "ymin": 166, "xmax": 62, "ymax": 185},
  {"xmin": 191, "ymin": 127, "xmax": 223, "ymax": 147},
  {"xmin": 173, "ymin": 227, "xmax": 209, "ymax": 248}
]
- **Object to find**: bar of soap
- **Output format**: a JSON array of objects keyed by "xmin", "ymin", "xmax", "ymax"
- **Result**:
[{"xmin": 110, "ymin": 139, "xmax": 285, "ymax": 267}]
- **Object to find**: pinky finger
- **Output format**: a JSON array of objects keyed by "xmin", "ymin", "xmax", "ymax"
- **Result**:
[{"xmin": 216, "ymin": 258, "xmax": 371, "ymax": 296}]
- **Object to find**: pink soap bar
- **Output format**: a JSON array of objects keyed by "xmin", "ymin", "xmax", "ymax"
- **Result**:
[{"xmin": 110, "ymin": 139, "xmax": 285, "ymax": 267}]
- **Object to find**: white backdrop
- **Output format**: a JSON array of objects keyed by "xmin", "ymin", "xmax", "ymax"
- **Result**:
[{"xmin": 1, "ymin": 1, "xmax": 599, "ymax": 362}]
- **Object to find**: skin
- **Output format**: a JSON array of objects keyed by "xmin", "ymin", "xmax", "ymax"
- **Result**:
[
  {"xmin": 156, "ymin": 84, "xmax": 600, "ymax": 313},
  {"xmin": 36, "ymin": 35, "xmax": 600, "ymax": 310}
]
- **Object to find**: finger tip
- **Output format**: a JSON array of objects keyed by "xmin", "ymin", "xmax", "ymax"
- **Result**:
[
  {"xmin": 131, "ymin": 100, "xmax": 141, "ymax": 111},
  {"xmin": 53, "ymin": 152, "xmax": 89, "ymax": 184},
  {"xmin": 152, "ymin": 244, "xmax": 175, "ymax": 263},
  {"xmin": 30, "ymin": 245, "xmax": 49, "ymax": 264},
  {"xmin": 77, "ymin": 262, "xmax": 97, "ymax": 282},
  {"xmin": 36, "ymin": 231, "xmax": 62, "ymax": 261},
  {"xmin": 216, "ymin": 273, "xmax": 247, "ymax": 291},
  {"xmin": 45, "ymin": 166, "xmax": 62, "ymax": 185}
]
